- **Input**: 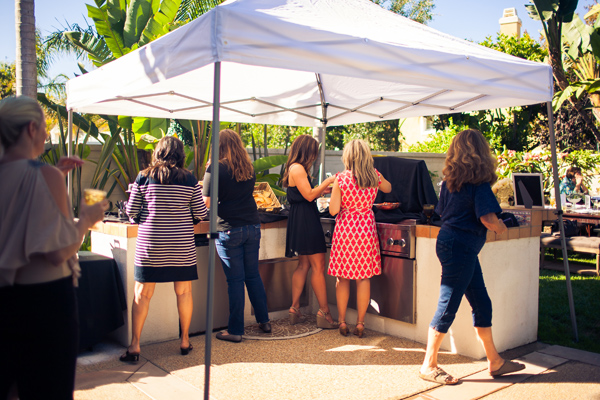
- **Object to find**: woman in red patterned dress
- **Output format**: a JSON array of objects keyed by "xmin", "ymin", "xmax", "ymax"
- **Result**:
[{"xmin": 328, "ymin": 140, "xmax": 391, "ymax": 337}]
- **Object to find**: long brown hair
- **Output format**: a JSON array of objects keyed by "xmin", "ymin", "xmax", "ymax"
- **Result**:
[
  {"xmin": 218, "ymin": 129, "xmax": 254, "ymax": 182},
  {"xmin": 342, "ymin": 139, "xmax": 379, "ymax": 188},
  {"xmin": 282, "ymin": 135, "xmax": 319, "ymax": 187},
  {"xmin": 443, "ymin": 129, "xmax": 498, "ymax": 192},
  {"xmin": 141, "ymin": 136, "xmax": 188, "ymax": 184}
]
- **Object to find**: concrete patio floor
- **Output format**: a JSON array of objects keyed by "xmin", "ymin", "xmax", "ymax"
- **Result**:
[{"xmin": 74, "ymin": 321, "xmax": 600, "ymax": 400}]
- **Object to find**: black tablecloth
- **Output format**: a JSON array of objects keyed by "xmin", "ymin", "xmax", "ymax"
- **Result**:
[
  {"xmin": 77, "ymin": 252, "xmax": 126, "ymax": 351},
  {"xmin": 373, "ymin": 156, "xmax": 439, "ymax": 223}
]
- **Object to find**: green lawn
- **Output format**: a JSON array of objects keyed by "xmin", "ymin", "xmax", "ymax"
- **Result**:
[{"xmin": 538, "ymin": 268, "xmax": 600, "ymax": 354}]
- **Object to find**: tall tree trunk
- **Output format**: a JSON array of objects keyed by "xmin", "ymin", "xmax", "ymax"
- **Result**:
[{"xmin": 15, "ymin": 0, "xmax": 37, "ymax": 98}]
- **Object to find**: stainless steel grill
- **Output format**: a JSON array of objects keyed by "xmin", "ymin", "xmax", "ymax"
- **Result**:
[
  {"xmin": 376, "ymin": 220, "xmax": 415, "ymax": 258},
  {"xmin": 321, "ymin": 218, "xmax": 335, "ymax": 248}
]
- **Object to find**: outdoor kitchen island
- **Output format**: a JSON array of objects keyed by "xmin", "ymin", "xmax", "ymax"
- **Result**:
[
  {"xmin": 89, "ymin": 209, "xmax": 543, "ymax": 360},
  {"xmin": 359, "ymin": 219, "xmax": 542, "ymax": 360},
  {"xmin": 89, "ymin": 219, "xmax": 293, "ymax": 348}
]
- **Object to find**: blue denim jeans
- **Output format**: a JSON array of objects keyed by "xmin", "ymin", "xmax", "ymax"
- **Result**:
[
  {"xmin": 216, "ymin": 224, "xmax": 269, "ymax": 335},
  {"xmin": 429, "ymin": 229, "xmax": 492, "ymax": 334}
]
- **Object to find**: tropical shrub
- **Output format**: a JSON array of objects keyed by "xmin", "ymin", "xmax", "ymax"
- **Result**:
[
  {"xmin": 408, "ymin": 122, "xmax": 468, "ymax": 153},
  {"xmin": 495, "ymin": 149, "xmax": 600, "ymax": 193}
]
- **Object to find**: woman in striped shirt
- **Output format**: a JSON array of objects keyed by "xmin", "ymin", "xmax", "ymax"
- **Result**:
[{"xmin": 122, "ymin": 136, "xmax": 207, "ymax": 362}]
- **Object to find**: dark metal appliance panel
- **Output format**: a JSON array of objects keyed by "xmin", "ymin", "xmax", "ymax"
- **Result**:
[
  {"xmin": 321, "ymin": 218, "xmax": 335, "ymax": 248},
  {"xmin": 324, "ymin": 257, "xmax": 416, "ymax": 324},
  {"xmin": 377, "ymin": 222, "xmax": 415, "ymax": 258},
  {"xmin": 369, "ymin": 256, "xmax": 415, "ymax": 323}
]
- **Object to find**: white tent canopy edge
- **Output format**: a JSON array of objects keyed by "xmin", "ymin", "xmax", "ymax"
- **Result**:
[{"xmin": 66, "ymin": 0, "xmax": 553, "ymax": 126}]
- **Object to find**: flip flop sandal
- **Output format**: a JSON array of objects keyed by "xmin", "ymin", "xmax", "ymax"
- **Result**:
[
  {"xmin": 419, "ymin": 367, "xmax": 459, "ymax": 385},
  {"xmin": 490, "ymin": 360, "xmax": 526, "ymax": 377}
]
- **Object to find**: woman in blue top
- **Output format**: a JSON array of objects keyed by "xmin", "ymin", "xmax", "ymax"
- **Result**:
[
  {"xmin": 559, "ymin": 166, "xmax": 589, "ymax": 195},
  {"xmin": 419, "ymin": 130, "xmax": 525, "ymax": 385}
]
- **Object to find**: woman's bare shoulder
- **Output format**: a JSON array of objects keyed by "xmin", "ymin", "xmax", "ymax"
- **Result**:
[
  {"xmin": 40, "ymin": 164, "xmax": 65, "ymax": 185},
  {"xmin": 288, "ymin": 163, "xmax": 307, "ymax": 175}
]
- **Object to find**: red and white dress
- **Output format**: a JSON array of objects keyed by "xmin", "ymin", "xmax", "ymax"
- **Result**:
[{"xmin": 328, "ymin": 169, "xmax": 381, "ymax": 280}]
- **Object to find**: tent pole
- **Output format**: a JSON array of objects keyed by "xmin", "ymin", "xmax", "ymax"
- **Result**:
[
  {"xmin": 204, "ymin": 61, "xmax": 221, "ymax": 400},
  {"xmin": 313, "ymin": 124, "xmax": 326, "ymax": 183},
  {"xmin": 546, "ymin": 101, "xmax": 578, "ymax": 341},
  {"xmin": 67, "ymin": 109, "xmax": 73, "ymax": 196}
]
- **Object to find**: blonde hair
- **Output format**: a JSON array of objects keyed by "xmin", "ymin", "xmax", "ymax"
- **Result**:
[
  {"xmin": 443, "ymin": 129, "xmax": 498, "ymax": 192},
  {"xmin": 218, "ymin": 129, "xmax": 254, "ymax": 182},
  {"xmin": 282, "ymin": 135, "xmax": 319, "ymax": 187},
  {"xmin": 0, "ymin": 96, "xmax": 44, "ymax": 156},
  {"xmin": 342, "ymin": 139, "xmax": 379, "ymax": 188}
]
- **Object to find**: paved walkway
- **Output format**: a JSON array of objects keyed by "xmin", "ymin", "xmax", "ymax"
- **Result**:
[{"xmin": 74, "ymin": 322, "xmax": 600, "ymax": 400}]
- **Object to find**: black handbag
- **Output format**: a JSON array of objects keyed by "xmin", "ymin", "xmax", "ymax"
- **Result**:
[
  {"xmin": 551, "ymin": 219, "xmax": 579, "ymax": 237},
  {"xmin": 498, "ymin": 212, "xmax": 519, "ymax": 228}
]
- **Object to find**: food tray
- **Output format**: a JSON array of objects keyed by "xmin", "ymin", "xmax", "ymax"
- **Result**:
[
  {"xmin": 373, "ymin": 202, "xmax": 400, "ymax": 210},
  {"xmin": 253, "ymin": 182, "xmax": 282, "ymax": 212}
]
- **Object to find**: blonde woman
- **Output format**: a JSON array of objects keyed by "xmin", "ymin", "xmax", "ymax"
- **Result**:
[
  {"xmin": 419, "ymin": 129, "xmax": 524, "ymax": 385},
  {"xmin": 0, "ymin": 96, "xmax": 107, "ymax": 399},
  {"xmin": 328, "ymin": 140, "xmax": 391, "ymax": 337}
]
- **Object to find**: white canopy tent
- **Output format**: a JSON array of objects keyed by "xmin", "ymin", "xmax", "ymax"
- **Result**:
[
  {"xmin": 66, "ymin": 0, "xmax": 577, "ymax": 397},
  {"xmin": 67, "ymin": 0, "xmax": 553, "ymax": 125}
]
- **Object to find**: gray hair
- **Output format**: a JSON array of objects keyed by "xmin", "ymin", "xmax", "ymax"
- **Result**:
[{"xmin": 0, "ymin": 96, "xmax": 44, "ymax": 157}]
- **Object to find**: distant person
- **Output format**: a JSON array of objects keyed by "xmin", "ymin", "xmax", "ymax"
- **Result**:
[
  {"xmin": 203, "ymin": 129, "xmax": 271, "ymax": 343},
  {"xmin": 419, "ymin": 129, "xmax": 525, "ymax": 385},
  {"xmin": 122, "ymin": 136, "xmax": 207, "ymax": 361},
  {"xmin": 559, "ymin": 166, "xmax": 589, "ymax": 195},
  {"xmin": 0, "ymin": 96, "xmax": 108, "ymax": 399},
  {"xmin": 282, "ymin": 135, "xmax": 338, "ymax": 329},
  {"xmin": 327, "ymin": 140, "xmax": 391, "ymax": 338}
]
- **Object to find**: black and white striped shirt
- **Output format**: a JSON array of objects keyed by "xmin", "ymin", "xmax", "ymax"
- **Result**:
[{"xmin": 126, "ymin": 172, "xmax": 207, "ymax": 270}]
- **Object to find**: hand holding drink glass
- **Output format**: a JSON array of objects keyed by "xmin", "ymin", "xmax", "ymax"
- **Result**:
[
  {"xmin": 84, "ymin": 188, "xmax": 107, "ymax": 205},
  {"xmin": 82, "ymin": 189, "xmax": 109, "ymax": 224}
]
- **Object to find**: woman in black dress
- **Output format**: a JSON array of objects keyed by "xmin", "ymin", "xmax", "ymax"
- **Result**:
[{"xmin": 282, "ymin": 135, "xmax": 337, "ymax": 328}]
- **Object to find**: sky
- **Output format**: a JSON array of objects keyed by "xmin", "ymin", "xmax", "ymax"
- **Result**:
[{"xmin": 0, "ymin": 0, "xmax": 594, "ymax": 81}]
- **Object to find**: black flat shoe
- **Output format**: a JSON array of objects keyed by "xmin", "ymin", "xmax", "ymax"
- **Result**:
[
  {"xmin": 119, "ymin": 350, "xmax": 140, "ymax": 363},
  {"xmin": 258, "ymin": 322, "xmax": 272, "ymax": 333},
  {"xmin": 180, "ymin": 343, "xmax": 193, "ymax": 355},
  {"xmin": 216, "ymin": 331, "xmax": 242, "ymax": 343}
]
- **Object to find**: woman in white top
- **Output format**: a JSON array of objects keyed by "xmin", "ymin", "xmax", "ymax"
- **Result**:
[{"xmin": 0, "ymin": 96, "xmax": 107, "ymax": 400}]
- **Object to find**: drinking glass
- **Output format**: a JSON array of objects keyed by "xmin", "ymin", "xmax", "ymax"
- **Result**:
[
  {"xmin": 566, "ymin": 194, "xmax": 582, "ymax": 206},
  {"xmin": 423, "ymin": 204, "xmax": 434, "ymax": 225},
  {"xmin": 83, "ymin": 189, "xmax": 107, "ymax": 205}
]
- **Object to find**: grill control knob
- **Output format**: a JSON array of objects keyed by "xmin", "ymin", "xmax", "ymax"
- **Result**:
[
  {"xmin": 387, "ymin": 238, "xmax": 406, "ymax": 247},
  {"xmin": 325, "ymin": 230, "xmax": 332, "ymax": 238}
]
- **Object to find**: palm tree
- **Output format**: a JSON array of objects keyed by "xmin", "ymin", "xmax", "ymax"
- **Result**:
[{"xmin": 15, "ymin": 0, "xmax": 37, "ymax": 98}]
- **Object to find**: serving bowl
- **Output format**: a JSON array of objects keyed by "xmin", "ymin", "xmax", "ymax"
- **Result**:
[{"xmin": 374, "ymin": 202, "xmax": 400, "ymax": 210}]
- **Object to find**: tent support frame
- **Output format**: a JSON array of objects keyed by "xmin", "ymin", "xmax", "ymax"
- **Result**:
[
  {"xmin": 546, "ymin": 101, "xmax": 579, "ymax": 341},
  {"xmin": 204, "ymin": 61, "xmax": 222, "ymax": 400}
]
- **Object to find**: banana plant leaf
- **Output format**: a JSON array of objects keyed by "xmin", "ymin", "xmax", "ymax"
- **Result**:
[{"xmin": 253, "ymin": 155, "xmax": 288, "ymax": 174}]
